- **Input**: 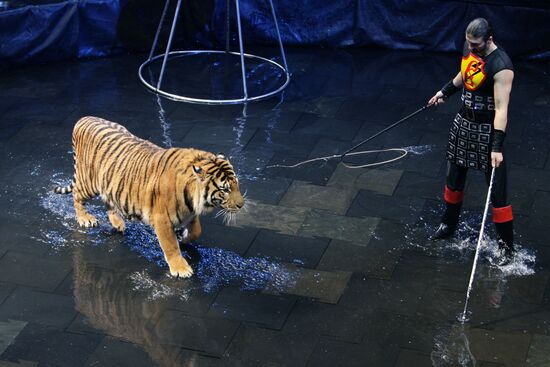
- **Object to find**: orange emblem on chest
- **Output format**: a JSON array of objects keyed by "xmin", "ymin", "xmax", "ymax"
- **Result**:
[{"xmin": 461, "ymin": 53, "xmax": 486, "ymax": 91}]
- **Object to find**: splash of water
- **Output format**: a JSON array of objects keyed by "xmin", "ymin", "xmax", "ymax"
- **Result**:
[
  {"xmin": 405, "ymin": 204, "xmax": 536, "ymax": 278},
  {"xmin": 30, "ymin": 164, "xmax": 42, "ymax": 176},
  {"xmin": 124, "ymin": 222, "xmax": 295, "ymax": 294},
  {"xmin": 483, "ymin": 240, "xmax": 536, "ymax": 277},
  {"xmin": 156, "ymin": 94, "xmax": 173, "ymax": 148},
  {"xmin": 40, "ymin": 188, "xmax": 75, "ymax": 221},
  {"xmin": 196, "ymin": 246, "xmax": 295, "ymax": 293},
  {"xmin": 263, "ymin": 95, "xmax": 284, "ymax": 145},
  {"xmin": 227, "ymin": 110, "xmax": 265, "ymax": 182},
  {"xmin": 129, "ymin": 271, "xmax": 192, "ymax": 301},
  {"xmin": 37, "ymin": 184, "xmax": 107, "ymax": 249},
  {"xmin": 405, "ymin": 144, "xmax": 436, "ymax": 155},
  {"xmin": 431, "ymin": 325, "xmax": 477, "ymax": 367}
]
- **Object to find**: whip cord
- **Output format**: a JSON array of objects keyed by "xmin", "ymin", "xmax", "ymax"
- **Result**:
[{"xmin": 267, "ymin": 105, "xmax": 431, "ymax": 169}]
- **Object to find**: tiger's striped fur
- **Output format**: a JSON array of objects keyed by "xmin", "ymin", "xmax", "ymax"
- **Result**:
[{"xmin": 55, "ymin": 116, "xmax": 244, "ymax": 278}]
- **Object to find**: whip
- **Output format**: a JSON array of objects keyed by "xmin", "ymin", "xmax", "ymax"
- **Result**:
[{"xmin": 267, "ymin": 104, "xmax": 432, "ymax": 169}]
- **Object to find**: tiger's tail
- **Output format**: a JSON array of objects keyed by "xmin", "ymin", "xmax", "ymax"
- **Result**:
[
  {"xmin": 55, "ymin": 139, "xmax": 78, "ymax": 195},
  {"xmin": 54, "ymin": 181, "xmax": 74, "ymax": 194}
]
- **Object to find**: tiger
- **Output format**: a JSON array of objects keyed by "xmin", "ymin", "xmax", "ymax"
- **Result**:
[{"xmin": 54, "ymin": 116, "xmax": 245, "ymax": 278}]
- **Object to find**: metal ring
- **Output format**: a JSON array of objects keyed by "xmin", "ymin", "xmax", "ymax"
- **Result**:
[{"xmin": 138, "ymin": 50, "xmax": 290, "ymax": 105}]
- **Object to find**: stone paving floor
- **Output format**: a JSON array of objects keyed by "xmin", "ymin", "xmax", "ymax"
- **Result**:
[{"xmin": 0, "ymin": 47, "xmax": 549, "ymax": 366}]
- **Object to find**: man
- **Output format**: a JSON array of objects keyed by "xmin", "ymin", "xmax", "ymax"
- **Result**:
[{"xmin": 428, "ymin": 18, "xmax": 515, "ymax": 264}]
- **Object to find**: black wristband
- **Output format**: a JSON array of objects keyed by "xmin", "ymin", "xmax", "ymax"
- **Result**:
[
  {"xmin": 441, "ymin": 80, "xmax": 460, "ymax": 98},
  {"xmin": 492, "ymin": 129, "xmax": 506, "ymax": 152}
]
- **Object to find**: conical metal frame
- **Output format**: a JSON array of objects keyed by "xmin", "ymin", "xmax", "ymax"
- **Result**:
[{"xmin": 138, "ymin": 0, "xmax": 290, "ymax": 105}]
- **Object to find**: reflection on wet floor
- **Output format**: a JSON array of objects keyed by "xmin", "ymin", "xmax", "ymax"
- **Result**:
[
  {"xmin": 39, "ymin": 178, "xmax": 296, "ymax": 298},
  {"xmin": 1, "ymin": 48, "xmax": 549, "ymax": 366},
  {"xmin": 72, "ymin": 249, "xmax": 203, "ymax": 366},
  {"xmin": 431, "ymin": 324, "xmax": 477, "ymax": 367}
]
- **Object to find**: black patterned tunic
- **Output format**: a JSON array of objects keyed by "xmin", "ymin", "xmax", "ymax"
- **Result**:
[{"xmin": 446, "ymin": 44, "xmax": 513, "ymax": 171}]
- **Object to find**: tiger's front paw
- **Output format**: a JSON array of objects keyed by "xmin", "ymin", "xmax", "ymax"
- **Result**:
[
  {"xmin": 107, "ymin": 211, "xmax": 125, "ymax": 233},
  {"xmin": 168, "ymin": 257, "xmax": 194, "ymax": 278},
  {"xmin": 77, "ymin": 214, "xmax": 98, "ymax": 228}
]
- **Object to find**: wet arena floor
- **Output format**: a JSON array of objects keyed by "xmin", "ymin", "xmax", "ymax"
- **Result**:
[{"xmin": 1, "ymin": 47, "xmax": 550, "ymax": 366}]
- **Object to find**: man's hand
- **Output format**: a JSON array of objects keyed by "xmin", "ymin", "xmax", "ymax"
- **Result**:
[
  {"xmin": 428, "ymin": 91, "xmax": 446, "ymax": 106},
  {"xmin": 491, "ymin": 152, "xmax": 503, "ymax": 168}
]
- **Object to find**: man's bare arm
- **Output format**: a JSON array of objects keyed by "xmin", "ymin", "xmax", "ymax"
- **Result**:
[
  {"xmin": 493, "ymin": 69, "xmax": 514, "ymax": 132},
  {"xmin": 491, "ymin": 69, "xmax": 514, "ymax": 167}
]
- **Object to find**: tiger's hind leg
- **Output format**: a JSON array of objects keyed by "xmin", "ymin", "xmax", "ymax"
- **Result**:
[
  {"xmin": 107, "ymin": 206, "xmax": 125, "ymax": 233},
  {"xmin": 73, "ymin": 190, "xmax": 98, "ymax": 228}
]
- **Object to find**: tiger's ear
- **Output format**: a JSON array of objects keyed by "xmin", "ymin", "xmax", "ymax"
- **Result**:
[{"xmin": 216, "ymin": 153, "xmax": 226, "ymax": 160}]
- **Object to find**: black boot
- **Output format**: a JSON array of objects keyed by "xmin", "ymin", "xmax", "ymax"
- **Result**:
[
  {"xmin": 430, "ymin": 202, "xmax": 461, "ymax": 240},
  {"xmin": 497, "ymin": 239, "xmax": 516, "ymax": 266},
  {"xmin": 495, "ymin": 220, "xmax": 515, "ymax": 266},
  {"xmin": 430, "ymin": 223, "xmax": 457, "ymax": 240}
]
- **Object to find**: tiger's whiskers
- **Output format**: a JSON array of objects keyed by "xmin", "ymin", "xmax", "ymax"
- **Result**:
[
  {"xmin": 222, "ymin": 210, "xmax": 236, "ymax": 225},
  {"xmin": 241, "ymin": 192, "xmax": 250, "ymax": 213},
  {"xmin": 241, "ymin": 199, "xmax": 250, "ymax": 213},
  {"xmin": 214, "ymin": 208, "xmax": 235, "ymax": 225},
  {"xmin": 215, "ymin": 208, "xmax": 228, "ymax": 219}
]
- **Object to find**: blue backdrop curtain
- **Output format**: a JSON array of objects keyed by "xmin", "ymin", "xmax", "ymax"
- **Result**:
[
  {"xmin": 0, "ymin": 1, "xmax": 121, "ymax": 67},
  {"xmin": 1, "ymin": 0, "xmax": 549, "ymax": 66},
  {"xmin": 212, "ymin": 0, "xmax": 550, "ymax": 59}
]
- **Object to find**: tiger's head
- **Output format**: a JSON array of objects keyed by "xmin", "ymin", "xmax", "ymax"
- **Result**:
[{"xmin": 192, "ymin": 153, "xmax": 245, "ymax": 222}]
